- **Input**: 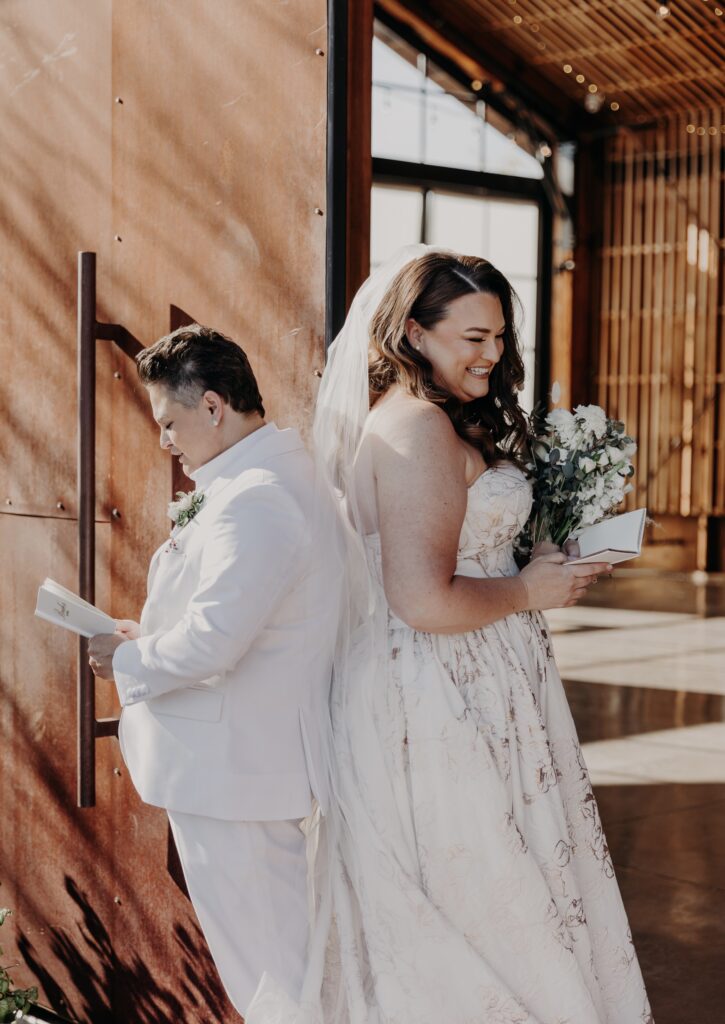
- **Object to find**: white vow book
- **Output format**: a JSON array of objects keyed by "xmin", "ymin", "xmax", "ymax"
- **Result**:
[
  {"xmin": 568, "ymin": 508, "xmax": 647, "ymax": 565},
  {"xmin": 35, "ymin": 578, "xmax": 117, "ymax": 638}
]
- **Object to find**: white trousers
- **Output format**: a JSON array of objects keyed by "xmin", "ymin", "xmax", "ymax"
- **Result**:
[{"xmin": 167, "ymin": 810, "xmax": 309, "ymax": 1017}]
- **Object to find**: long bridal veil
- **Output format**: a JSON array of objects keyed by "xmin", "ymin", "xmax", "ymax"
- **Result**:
[{"xmin": 246, "ymin": 245, "xmax": 440, "ymax": 1024}]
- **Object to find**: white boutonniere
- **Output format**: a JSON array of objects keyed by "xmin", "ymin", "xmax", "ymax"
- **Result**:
[{"xmin": 167, "ymin": 490, "xmax": 205, "ymax": 530}]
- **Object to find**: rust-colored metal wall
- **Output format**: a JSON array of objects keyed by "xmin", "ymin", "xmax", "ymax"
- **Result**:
[{"xmin": 0, "ymin": 1, "xmax": 327, "ymax": 1020}]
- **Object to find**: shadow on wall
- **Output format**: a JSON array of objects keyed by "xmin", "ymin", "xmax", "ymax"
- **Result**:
[{"xmin": 17, "ymin": 876, "xmax": 233, "ymax": 1024}]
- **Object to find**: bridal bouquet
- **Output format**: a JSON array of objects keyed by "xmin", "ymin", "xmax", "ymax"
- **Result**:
[{"xmin": 521, "ymin": 402, "xmax": 637, "ymax": 548}]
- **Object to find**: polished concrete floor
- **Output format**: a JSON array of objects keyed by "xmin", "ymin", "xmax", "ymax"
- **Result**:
[{"xmin": 548, "ymin": 571, "xmax": 725, "ymax": 1024}]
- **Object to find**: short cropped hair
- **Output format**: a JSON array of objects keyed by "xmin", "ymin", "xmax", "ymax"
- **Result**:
[{"xmin": 136, "ymin": 324, "xmax": 265, "ymax": 417}]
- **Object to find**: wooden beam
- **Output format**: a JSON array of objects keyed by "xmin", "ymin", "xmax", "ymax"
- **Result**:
[{"xmin": 571, "ymin": 137, "xmax": 605, "ymax": 405}]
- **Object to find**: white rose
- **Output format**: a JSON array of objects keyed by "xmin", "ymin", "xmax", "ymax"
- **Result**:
[
  {"xmin": 607, "ymin": 444, "xmax": 635, "ymax": 467},
  {"xmin": 546, "ymin": 408, "xmax": 578, "ymax": 446},
  {"xmin": 574, "ymin": 404, "xmax": 608, "ymax": 441},
  {"xmin": 620, "ymin": 439, "xmax": 637, "ymax": 458},
  {"xmin": 597, "ymin": 451, "xmax": 610, "ymax": 467},
  {"xmin": 580, "ymin": 456, "xmax": 596, "ymax": 473},
  {"xmin": 579, "ymin": 504, "xmax": 601, "ymax": 526}
]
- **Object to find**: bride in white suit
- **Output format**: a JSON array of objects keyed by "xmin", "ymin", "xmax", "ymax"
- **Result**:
[{"xmin": 247, "ymin": 248, "xmax": 653, "ymax": 1024}]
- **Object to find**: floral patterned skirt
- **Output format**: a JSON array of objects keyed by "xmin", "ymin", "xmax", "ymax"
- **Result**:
[{"xmin": 359, "ymin": 608, "xmax": 655, "ymax": 1024}]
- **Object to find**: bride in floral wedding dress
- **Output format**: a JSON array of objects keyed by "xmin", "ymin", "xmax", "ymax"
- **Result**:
[{"xmin": 247, "ymin": 247, "xmax": 653, "ymax": 1024}]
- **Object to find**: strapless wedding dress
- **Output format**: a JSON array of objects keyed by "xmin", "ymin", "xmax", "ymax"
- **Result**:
[{"xmin": 247, "ymin": 463, "xmax": 652, "ymax": 1024}]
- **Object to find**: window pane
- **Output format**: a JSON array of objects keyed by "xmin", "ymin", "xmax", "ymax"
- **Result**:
[
  {"xmin": 483, "ymin": 123, "xmax": 544, "ymax": 179},
  {"xmin": 372, "ymin": 36, "xmax": 423, "ymax": 90},
  {"xmin": 372, "ymin": 38, "xmax": 424, "ymax": 162},
  {"xmin": 509, "ymin": 276, "xmax": 538, "ymax": 413},
  {"xmin": 510, "ymin": 277, "xmax": 538, "ymax": 352},
  {"xmin": 426, "ymin": 191, "xmax": 487, "ymax": 255},
  {"xmin": 486, "ymin": 203, "xmax": 539, "ymax": 278},
  {"xmin": 372, "ymin": 84, "xmax": 423, "ymax": 162},
  {"xmin": 426, "ymin": 193, "xmax": 540, "ymax": 279},
  {"xmin": 424, "ymin": 91, "xmax": 483, "ymax": 171},
  {"xmin": 370, "ymin": 185, "xmax": 424, "ymax": 269}
]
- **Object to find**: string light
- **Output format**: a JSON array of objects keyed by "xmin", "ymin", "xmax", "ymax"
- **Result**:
[
  {"xmin": 513, "ymin": 14, "xmax": 523, "ymax": 24},
  {"xmin": 575, "ymin": 73, "xmax": 585, "ymax": 83},
  {"xmin": 610, "ymin": 101, "xmax": 620, "ymax": 111},
  {"xmin": 656, "ymin": 4, "xmax": 671, "ymax": 17},
  {"xmin": 563, "ymin": 64, "xmax": 573, "ymax": 73},
  {"xmin": 588, "ymin": 84, "xmax": 598, "ymax": 93}
]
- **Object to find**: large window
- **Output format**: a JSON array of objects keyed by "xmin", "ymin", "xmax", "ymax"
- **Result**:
[
  {"xmin": 370, "ymin": 21, "xmax": 548, "ymax": 412},
  {"xmin": 372, "ymin": 34, "xmax": 544, "ymax": 178}
]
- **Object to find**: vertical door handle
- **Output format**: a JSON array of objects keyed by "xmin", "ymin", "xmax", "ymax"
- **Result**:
[{"xmin": 76, "ymin": 251, "xmax": 143, "ymax": 808}]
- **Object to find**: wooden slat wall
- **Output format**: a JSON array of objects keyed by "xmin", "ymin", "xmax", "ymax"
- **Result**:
[{"xmin": 593, "ymin": 110, "xmax": 724, "ymax": 517}]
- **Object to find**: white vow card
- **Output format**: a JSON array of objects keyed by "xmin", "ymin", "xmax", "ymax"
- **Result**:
[
  {"xmin": 35, "ymin": 578, "xmax": 117, "ymax": 638},
  {"xmin": 567, "ymin": 508, "xmax": 647, "ymax": 565}
]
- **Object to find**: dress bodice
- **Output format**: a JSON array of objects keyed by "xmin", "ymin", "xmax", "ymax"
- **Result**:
[
  {"xmin": 457, "ymin": 462, "xmax": 532, "ymax": 578},
  {"xmin": 363, "ymin": 462, "xmax": 532, "ymax": 588}
]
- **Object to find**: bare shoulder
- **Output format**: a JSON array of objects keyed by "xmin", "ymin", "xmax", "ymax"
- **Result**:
[{"xmin": 369, "ymin": 392, "xmax": 461, "ymax": 463}]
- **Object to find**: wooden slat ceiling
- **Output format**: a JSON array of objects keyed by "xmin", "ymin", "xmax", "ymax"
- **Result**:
[{"xmin": 387, "ymin": 0, "xmax": 725, "ymax": 128}]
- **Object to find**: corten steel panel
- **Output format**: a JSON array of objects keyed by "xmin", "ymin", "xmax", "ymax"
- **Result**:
[
  {"xmin": 0, "ymin": 516, "xmax": 223, "ymax": 1023},
  {"xmin": 0, "ymin": 0, "xmax": 113, "ymax": 523},
  {"xmin": 1, "ymin": 0, "xmax": 328, "ymax": 1021}
]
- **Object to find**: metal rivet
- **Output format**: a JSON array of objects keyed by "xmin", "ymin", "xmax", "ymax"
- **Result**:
[
  {"xmin": 56, "ymin": 501, "xmax": 65, "ymax": 511},
  {"xmin": 111, "ymin": 508, "xmax": 122, "ymax": 519},
  {"xmin": 114, "ymin": 234, "xmax": 122, "ymax": 242},
  {"xmin": 5, "ymin": 498, "xmax": 11, "ymax": 506},
  {"xmin": 113, "ymin": 896, "xmax": 122, "ymax": 905},
  {"xmin": 313, "ymin": 207, "xmax": 324, "ymax": 216},
  {"xmin": 113, "ymin": 371, "xmax": 122, "ymax": 379},
  {"xmin": 115, "ymin": 96, "xmax": 124, "ymax": 104},
  {"xmin": 113, "ymin": 767, "xmax": 122, "ymax": 776},
  {"xmin": 315, "ymin": 48, "xmax": 325, "ymax": 56},
  {"xmin": 313, "ymin": 369, "xmax": 323, "ymax": 378}
]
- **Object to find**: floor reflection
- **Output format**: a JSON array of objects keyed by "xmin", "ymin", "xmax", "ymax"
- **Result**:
[{"xmin": 548, "ymin": 580, "xmax": 725, "ymax": 1024}]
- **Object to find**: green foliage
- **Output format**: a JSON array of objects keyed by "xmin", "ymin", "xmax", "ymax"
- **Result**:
[
  {"xmin": 518, "ymin": 402, "xmax": 637, "ymax": 551},
  {"xmin": 0, "ymin": 910, "xmax": 39, "ymax": 1023}
]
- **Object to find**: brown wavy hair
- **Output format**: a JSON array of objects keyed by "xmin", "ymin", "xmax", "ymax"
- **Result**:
[{"xmin": 368, "ymin": 251, "xmax": 528, "ymax": 465}]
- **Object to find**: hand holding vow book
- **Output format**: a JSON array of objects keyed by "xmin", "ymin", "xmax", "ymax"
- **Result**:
[
  {"xmin": 35, "ymin": 578, "xmax": 116, "ymax": 638},
  {"xmin": 567, "ymin": 508, "xmax": 647, "ymax": 566}
]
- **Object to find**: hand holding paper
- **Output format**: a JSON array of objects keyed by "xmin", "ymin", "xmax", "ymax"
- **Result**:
[
  {"xmin": 35, "ymin": 578, "xmax": 117, "ymax": 638},
  {"xmin": 567, "ymin": 508, "xmax": 647, "ymax": 566}
]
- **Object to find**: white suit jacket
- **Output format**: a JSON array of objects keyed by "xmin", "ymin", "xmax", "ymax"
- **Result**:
[{"xmin": 112, "ymin": 423, "xmax": 339, "ymax": 822}]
